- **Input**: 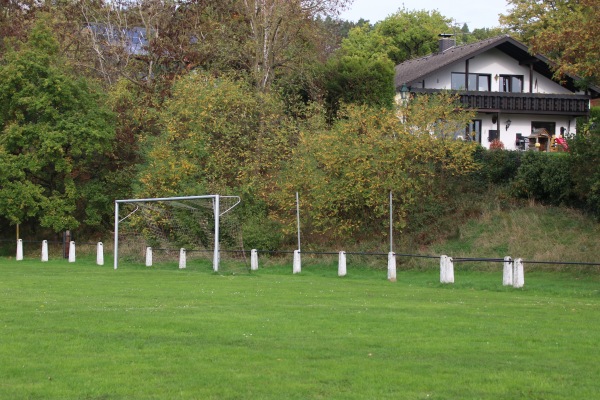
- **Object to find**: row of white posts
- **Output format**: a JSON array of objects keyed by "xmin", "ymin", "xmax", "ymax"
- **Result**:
[
  {"xmin": 17, "ymin": 241, "xmax": 525, "ymax": 287},
  {"xmin": 439, "ymin": 255, "xmax": 524, "ymax": 288},
  {"xmin": 15, "ymin": 239, "xmax": 105, "ymax": 266},
  {"xmin": 163, "ymin": 247, "xmax": 524, "ymax": 288}
]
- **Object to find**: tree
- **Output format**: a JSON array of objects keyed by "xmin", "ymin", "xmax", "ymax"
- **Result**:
[
  {"xmin": 500, "ymin": 0, "xmax": 600, "ymax": 85},
  {"xmin": 570, "ymin": 108, "xmax": 600, "ymax": 218},
  {"xmin": 320, "ymin": 22, "xmax": 387, "ymax": 115},
  {"xmin": 269, "ymin": 95, "xmax": 477, "ymax": 238},
  {"xmin": 0, "ymin": 22, "xmax": 115, "ymax": 231},
  {"xmin": 77, "ymin": 0, "xmax": 231, "ymax": 89},
  {"xmin": 374, "ymin": 8, "xmax": 452, "ymax": 64},
  {"xmin": 0, "ymin": 0, "xmax": 46, "ymax": 56},
  {"xmin": 320, "ymin": 8, "xmax": 455, "ymax": 116},
  {"xmin": 136, "ymin": 72, "xmax": 297, "ymax": 198},
  {"xmin": 237, "ymin": 0, "xmax": 352, "ymax": 91},
  {"xmin": 469, "ymin": 27, "xmax": 508, "ymax": 42}
]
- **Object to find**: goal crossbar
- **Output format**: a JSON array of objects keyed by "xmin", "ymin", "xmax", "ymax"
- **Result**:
[{"xmin": 113, "ymin": 194, "xmax": 239, "ymax": 270}]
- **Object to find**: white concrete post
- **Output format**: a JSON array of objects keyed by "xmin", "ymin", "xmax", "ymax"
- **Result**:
[
  {"xmin": 502, "ymin": 256, "xmax": 513, "ymax": 286},
  {"xmin": 16, "ymin": 239, "xmax": 23, "ymax": 261},
  {"xmin": 387, "ymin": 252, "xmax": 397, "ymax": 282},
  {"xmin": 41, "ymin": 240, "xmax": 49, "ymax": 262},
  {"xmin": 250, "ymin": 249, "xmax": 258, "ymax": 271},
  {"xmin": 179, "ymin": 248, "xmax": 186, "ymax": 269},
  {"xmin": 293, "ymin": 250, "xmax": 301, "ymax": 274},
  {"xmin": 513, "ymin": 258, "xmax": 524, "ymax": 288},
  {"xmin": 145, "ymin": 247, "xmax": 153, "ymax": 267},
  {"xmin": 440, "ymin": 255, "xmax": 446, "ymax": 282},
  {"xmin": 440, "ymin": 255, "xmax": 454, "ymax": 283},
  {"xmin": 338, "ymin": 251, "xmax": 347, "ymax": 277},
  {"xmin": 97, "ymin": 242, "xmax": 104, "ymax": 266},
  {"xmin": 68, "ymin": 241, "xmax": 76, "ymax": 263}
]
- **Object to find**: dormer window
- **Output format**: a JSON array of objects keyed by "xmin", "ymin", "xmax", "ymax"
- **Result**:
[
  {"xmin": 451, "ymin": 72, "xmax": 491, "ymax": 91},
  {"xmin": 500, "ymin": 75, "xmax": 523, "ymax": 93}
]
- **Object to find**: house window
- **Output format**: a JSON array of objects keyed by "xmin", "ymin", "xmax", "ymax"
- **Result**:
[
  {"xmin": 477, "ymin": 75, "xmax": 490, "ymax": 91},
  {"xmin": 451, "ymin": 73, "xmax": 491, "ymax": 91},
  {"xmin": 531, "ymin": 121, "xmax": 555, "ymax": 136},
  {"xmin": 500, "ymin": 75, "xmax": 523, "ymax": 93},
  {"xmin": 453, "ymin": 120, "xmax": 482, "ymax": 142},
  {"xmin": 467, "ymin": 120, "xmax": 482, "ymax": 143}
]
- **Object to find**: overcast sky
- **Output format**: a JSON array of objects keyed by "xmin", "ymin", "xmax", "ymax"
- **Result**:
[{"xmin": 340, "ymin": 0, "xmax": 510, "ymax": 30}]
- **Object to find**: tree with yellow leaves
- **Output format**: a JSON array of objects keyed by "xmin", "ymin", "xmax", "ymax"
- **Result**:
[{"xmin": 501, "ymin": 0, "xmax": 599, "ymax": 86}]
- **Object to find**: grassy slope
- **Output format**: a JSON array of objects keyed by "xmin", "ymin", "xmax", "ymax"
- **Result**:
[
  {"xmin": 428, "ymin": 202, "xmax": 600, "ymax": 267},
  {"xmin": 1, "ymin": 259, "xmax": 599, "ymax": 399}
]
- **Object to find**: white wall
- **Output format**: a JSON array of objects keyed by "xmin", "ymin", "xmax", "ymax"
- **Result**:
[
  {"xmin": 420, "ymin": 48, "xmax": 576, "ymax": 94},
  {"xmin": 476, "ymin": 112, "xmax": 577, "ymax": 150}
]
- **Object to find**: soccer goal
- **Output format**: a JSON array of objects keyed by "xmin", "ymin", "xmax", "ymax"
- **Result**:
[{"xmin": 113, "ymin": 195, "xmax": 242, "ymax": 271}]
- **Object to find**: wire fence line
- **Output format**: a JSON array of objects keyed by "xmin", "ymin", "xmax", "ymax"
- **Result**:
[
  {"xmin": 2, "ymin": 239, "xmax": 600, "ymax": 267},
  {"xmin": 257, "ymin": 250, "xmax": 600, "ymax": 267}
]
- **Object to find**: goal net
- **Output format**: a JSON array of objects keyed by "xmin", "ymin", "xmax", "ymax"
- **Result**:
[{"xmin": 113, "ymin": 195, "xmax": 244, "ymax": 271}]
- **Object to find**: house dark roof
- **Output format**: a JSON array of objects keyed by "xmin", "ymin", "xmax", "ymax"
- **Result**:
[{"xmin": 394, "ymin": 35, "xmax": 600, "ymax": 96}]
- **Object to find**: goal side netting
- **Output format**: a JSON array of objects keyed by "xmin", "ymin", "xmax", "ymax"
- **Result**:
[{"xmin": 113, "ymin": 195, "xmax": 244, "ymax": 271}]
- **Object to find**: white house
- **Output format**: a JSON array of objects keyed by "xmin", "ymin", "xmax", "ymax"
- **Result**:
[{"xmin": 395, "ymin": 34, "xmax": 600, "ymax": 150}]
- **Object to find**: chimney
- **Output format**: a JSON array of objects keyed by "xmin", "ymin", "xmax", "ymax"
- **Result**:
[{"xmin": 438, "ymin": 33, "xmax": 455, "ymax": 53}]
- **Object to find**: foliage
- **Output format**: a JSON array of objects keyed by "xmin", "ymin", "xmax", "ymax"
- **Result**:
[
  {"xmin": 373, "ymin": 8, "xmax": 453, "ymax": 64},
  {"xmin": 136, "ymin": 72, "xmax": 296, "ymax": 198},
  {"xmin": 320, "ymin": 9, "xmax": 455, "ymax": 117},
  {"xmin": 510, "ymin": 152, "xmax": 573, "ymax": 206},
  {"xmin": 469, "ymin": 27, "xmax": 509, "ymax": 42},
  {"xmin": 474, "ymin": 147, "xmax": 523, "ymax": 185},
  {"xmin": 403, "ymin": 92, "xmax": 474, "ymax": 140},
  {"xmin": 323, "ymin": 52, "xmax": 395, "ymax": 114},
  {"xmin": 489, "ymin": 139, "xmax": 505, "ymax": 150},
  {"xmin": 270, "ymin": 97, "xmax": 477, "ymax": 239},
  {"xmin": 569, "ymin": 108, "xmax": 600, "ymax": 218},
  {"xmin": 320, "ymin": 24, "xmax": 395, "ymax": 115},
  {"xmin": 238, "ymin": 0, "xmax": 351, "ymax": 91},
  {"xmin": 0, "ymin": 0, "xmax": 40, "ymax": 55},
  {"xmin": 501, "ymin": 0, "xmax": 600, "ymax": 85},
  {"xmin": 0, "ymin": 22, "xmax": 115, "ymax": 231},
  {"xmin": 240, "ymin": 200, "xmax": 286, "ymax": 251}
]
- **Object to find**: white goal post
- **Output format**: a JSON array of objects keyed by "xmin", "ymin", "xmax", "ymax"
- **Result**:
[{"xmin": 113, "ymin": 194, "xmax": 240, "ymax": 271}]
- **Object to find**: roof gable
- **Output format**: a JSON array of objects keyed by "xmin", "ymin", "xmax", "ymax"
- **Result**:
[{"xmin": 394, "ymin": 35, "xmax": 600, "ymax": 96}]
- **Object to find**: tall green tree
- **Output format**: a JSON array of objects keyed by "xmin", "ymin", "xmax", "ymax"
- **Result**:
[
  {"xmin": 0, "ymin": 22, "xmax": 115, "ymax": 231},
  {"xmin": 321, "ymin": 23, "xmax": 393, "ymax": 115},
  {"xmin": 374, "ymin": 8, "xmax": 452, "ymax": 64},
  {"xmin": 321, "ymin": 8, "xmax": 454, "ymax": 116}
]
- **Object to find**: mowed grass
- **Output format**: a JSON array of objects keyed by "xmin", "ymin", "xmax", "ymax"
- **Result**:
[{"xmin": 1, "ymin": 257, "xmax": 599, "ymax": 399}]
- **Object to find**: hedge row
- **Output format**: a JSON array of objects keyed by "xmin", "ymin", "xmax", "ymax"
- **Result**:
[{"xmin": 476, "ymin": 114, "xmax": 600, "ymax": 219}]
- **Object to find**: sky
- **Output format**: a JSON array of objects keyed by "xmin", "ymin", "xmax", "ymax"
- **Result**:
[{"xmin": 340, "ymin": 0, "xmax": 510, "ymax": 30}]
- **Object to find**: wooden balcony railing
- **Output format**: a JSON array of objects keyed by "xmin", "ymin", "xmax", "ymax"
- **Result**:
[{"xmin": 412, "ymin": 89, "xmax": 590, "ymax": 116}]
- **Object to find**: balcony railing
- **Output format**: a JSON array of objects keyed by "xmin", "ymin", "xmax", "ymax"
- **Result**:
[{"xmin": 412, "ymin": 89, "xmax": 590, "ymax": 116}]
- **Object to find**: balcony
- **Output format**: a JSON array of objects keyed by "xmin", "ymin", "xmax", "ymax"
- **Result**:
[{"xmin": 412, "ymin": 89, "xmax": 590, "ymax": 116}]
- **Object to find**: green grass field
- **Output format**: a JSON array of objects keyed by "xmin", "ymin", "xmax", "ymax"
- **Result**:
[{"xmin": 1, "ymin": 257, "xmax": 599, "ymax": 399}]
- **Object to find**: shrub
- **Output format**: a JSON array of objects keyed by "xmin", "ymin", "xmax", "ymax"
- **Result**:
[
  {"xmin": 270, "ymin": 101, "xmax": 478, "ymax": 239},
  {"xmin": 489, "ymin": 139, "xmax": 505, "ymax": 150},
  {"xmin": 511, "ymin": 152, "xmax": 573, "ymax": 205},
  {"xmin": 474, "ymin": 147, "xmax": 522, "ymax": 185},
  {"xmin": 570, "ymin": 109, "xmax": 600, "ymax": 219}
]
